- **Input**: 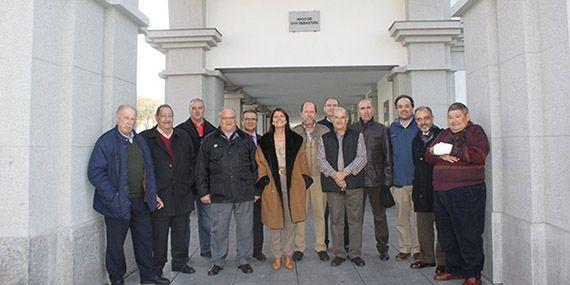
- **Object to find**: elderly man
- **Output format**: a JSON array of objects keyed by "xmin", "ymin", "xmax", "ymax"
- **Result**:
[
  {"xmin": 292, "ymin": 101, "xmax": 331, "ymax": 261},
  {"xmin": 425, "ymin": 103, "xmax": 489, "ymax": 285},
  {"xmin": 241, "ymin": 109, "xmax": 266, "ymax": 261},
  {"xmin": 410, "ymin": 106, "xmax": 445, "ymax": 273},
  {"xmin": 141, "ymin": 105, "xmax": 196, "ymax": 276},
  {"xmin": 176, "ymin": 98, "xmax": 217, "ymax": 258},
  {"xmin": 317, "ymin": 107, "xmax": 367, "ymax": 267},
  {"xmin": 349, "ymin": 98, "xmax": 393, "ymax": 261},
  {"xmin": 88, "ymin": 105, "xmax": 169, "ymax": 285},
  {"xmin": 388, "ymin": 95, "xmax": 421, "ymax": 261},
  {"xmin": 195, "ymin": 108, "xmax": 259, "ymax": 276}
]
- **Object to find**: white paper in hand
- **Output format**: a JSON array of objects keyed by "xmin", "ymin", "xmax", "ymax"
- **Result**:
[{"xmin": 433, "ymin": 142, "xmax": 453, "ymax": 155}]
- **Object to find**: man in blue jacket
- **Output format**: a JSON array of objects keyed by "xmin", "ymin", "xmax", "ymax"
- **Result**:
[
  {"xmin": 388, "ymin": 95, "xmax": 421, "ymax": 262},
  {"xmin": 88, "ymin": 105, "xmax": 168, "ymax": 285}
]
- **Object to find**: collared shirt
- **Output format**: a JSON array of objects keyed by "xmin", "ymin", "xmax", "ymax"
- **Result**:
[
  {"xmin": 316, "ymin": 130, "xmax": 367, "ymax": 177},
  {"xmin": 248, "ymin": 132, "xmax": 258, "ymax": 146},
  {"xmin": 157, "ymin": 127, "xmax": 173, "ymax": 139},
  {"xmin": 223, "ymin": 129, "xmax": 239, "ymax": 141},
  {"xmin": 119, "ymin": 130, "xmax": 134, "ymax": 144},
  {"xmin": 192, "ymin": 119, "xmax": 205, "ymax": 137}
]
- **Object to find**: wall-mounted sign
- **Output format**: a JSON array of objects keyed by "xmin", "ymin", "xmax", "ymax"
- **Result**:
[{"xmin": 289, "ymin": 11, "xmax": 320, "ymax": 32}]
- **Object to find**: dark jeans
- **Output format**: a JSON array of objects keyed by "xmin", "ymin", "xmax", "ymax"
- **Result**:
[
  {"xmin": 434, "ymin": 183, "xmax": 486, "ymax": 279},
  {"xmin": 104, "ymin": 197, "xmax": 156, "ymax": 283},
  {"xmin": 194, "ymin": 195, "xmax": 212, "ymax": 254},
  {"xmin": 253, "ymin": 198, "xmax": 264, "ymax": 252},
  {"xmin": 151, "ymin": 212, "xmax": 191, "ymax": 273}
]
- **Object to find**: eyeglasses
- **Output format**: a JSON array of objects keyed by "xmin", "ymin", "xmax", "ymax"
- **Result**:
[{"xmin": 220, "ymin": 116, "xmax": 236, "ymax": 121}]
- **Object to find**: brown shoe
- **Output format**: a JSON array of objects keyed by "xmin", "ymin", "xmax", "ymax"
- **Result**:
[
  {"xmin": 271, "ymin": 258, "xmax": 281, "ymax": 270},
  {"xmin": 413, "ymin": 253, "xmax": 421, "ymax": 261},
  {"xmin": 434, "ymin": 272, "xmax": 465, "ymax": 281},
  {"xmin": 395, "ymin": 252, "xmax": 410, "ymax": 261},
  {"xmin": 463, "ymin": 277, "xmax": 482, "ymax": 285},
  {"xmin": 435, "ymin": 265, "xmax": 445, "ymax": 274},
  {"xmin": 283, "ymin": 255, "xmax": 294, "ymax": 270},
  {"xmin": 254, "ymin": 251, "xmax": 266, "ymax": 261}
]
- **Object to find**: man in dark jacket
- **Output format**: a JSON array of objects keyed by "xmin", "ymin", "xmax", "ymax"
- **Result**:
[
  {"xmin": 88, "ymin": 105, "xmax": 168, "ymax": 285},
  {"xmin": 410, "ymin": 106, "xmax": 446, "ymax": 273},
  {"xmin": 141, "ymin": 104, "xmax": 196, "ymax": 276},
  {"xmin": 175, "ymin": 98, "xmax": 217, "ymax": 258},
  {"xmin": 195, "ymin": 108, "xmax": 259, "ymax": 276},
  {"xmin": 349, "ymin": 98, "xmax": 393, "ymax": 261},
  {"xmin": 317, "ymin": 107, "xmax": 367, "ymax": 267},
  {"xmin": 241, "ymin": 109, "xmax": 266, "ymax": 261}
]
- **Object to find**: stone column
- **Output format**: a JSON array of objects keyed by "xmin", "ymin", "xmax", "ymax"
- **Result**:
[
  {"xmin": 388, "ymin": 0, "xmax": 462, "ymax": 126},
  {"xmin": 146, "ymin": 0, "xmax": 224, "ymax": 126},
  {"xmin": 453, "ymin": 0, "xmax": 570, "ymax": 284},
  {"xmin": 224, "ymin": 92, "xmax": 244, "ymax": 123},
  {"xmin": 0, "ymin": 1, "xmax": 147, "ymax": 284}
]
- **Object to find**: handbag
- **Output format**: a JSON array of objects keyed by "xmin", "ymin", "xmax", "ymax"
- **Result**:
[{"xmin": 379, "ymin": 186, "xmax": 396, "ymax": 208}]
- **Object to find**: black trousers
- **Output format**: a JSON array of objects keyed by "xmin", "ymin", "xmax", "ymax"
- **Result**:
[
  {"xmin": 151, "ymin": 212, "xmax": 191, "ymax": 273},
  {"xmin": 104, "ymin": 197, "xmax": 156, "ymax": 283},
  {"xmin": 253, "ymin": 199, "xmax": 264, "ymax": 252},
  {"xmin": 434, "ymin": 183, "xmax": 486, "ymax": 280}
]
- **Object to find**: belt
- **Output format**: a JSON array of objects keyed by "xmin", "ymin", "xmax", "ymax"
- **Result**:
[{"xmin": 278, "ymin": 167, "xmax": 286, "ymax": 176}]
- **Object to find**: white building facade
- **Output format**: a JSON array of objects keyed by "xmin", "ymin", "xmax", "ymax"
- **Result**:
[{"xmin": 1, "ymin": 0, "xmax": 569, "ymax": 284}]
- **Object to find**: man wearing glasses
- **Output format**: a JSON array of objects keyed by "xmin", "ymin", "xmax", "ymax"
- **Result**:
[{"xmin": 195, "ymin": 108, "xmax": 259, "ymax": 275}]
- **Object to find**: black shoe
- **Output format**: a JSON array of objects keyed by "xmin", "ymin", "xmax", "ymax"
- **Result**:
[
  {"xmin": 110, "ymin": 280, "xmax": 124, "ymax": 285},
  {"xmin": 330, "ymin": 256, "xmax": 346, "ymax": 267},
  {"xmin": 379, "ymin": 251, "xmax": 390, "ymax": 261},
  {"xmin": 172, "ymin": 264, "xmax": 195, "ymax": 274},
  {"xmin": 207, "ymin": 265, "xmax": 223, "ymax": 276},
  {"xmin": 351, "ymin": 257, "xmax": 366, "ymax": 267},
  {"xmin": 140, "ymin": 276, "xmax": 170, "ymax": 284},
  {"xmin": 317, "ymin": 250, "xmax": 330, "ymax": 261},
  {"xmin": 200, "ymin": 251, "xmax": 212, "ymax": 258},
  {"xmin": 292, "ymin": 251, "xmax": 304, "ymax": 262},
  {"xmin": 238, "ymin": 263, "xmax": 253, "ymax": 274}
]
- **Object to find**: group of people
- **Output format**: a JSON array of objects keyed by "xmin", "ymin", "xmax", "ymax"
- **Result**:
[{"xmin": 88, "ymin": 95, "xmax": 489, "ymax": 285}]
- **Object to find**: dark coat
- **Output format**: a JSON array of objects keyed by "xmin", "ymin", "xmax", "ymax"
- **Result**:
[
  {"xmin": 255, "ymin": 129, "xmax": 313, "ymax": 229},
  {"xmin": 141, "ymin": 127, "xmax": 196, "ymax": 216},
  {"xmin": 350, "ymin": 118, "xmax": 393, "ymax": 188},
  {"xmin": 317, "ymin": 117, "xmax": 334, "ymax": 132},
  {"xmin": 411, "ymin": 126, "xmax": 442, "ymax": 212},
  {"xmin": 88, "ymin": 127, "xmax": 158, "ymax": 220},
  {"xmin": 195, "ymin": 128, "xmax": 258, "ymax": 203},
  {"xmin": 175, "ymin": 118, "xmax": 217, "ymax": 157}
]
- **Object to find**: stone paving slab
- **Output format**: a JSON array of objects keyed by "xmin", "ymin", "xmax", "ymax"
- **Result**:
[{"xmin": 125, "ymin": 205, "xmax": 491, "ymax": 285}]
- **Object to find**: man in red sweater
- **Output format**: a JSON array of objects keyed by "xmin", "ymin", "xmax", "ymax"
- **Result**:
[{"xmin": 424, "ymin": 102, "xmax": 490, "ymax": 285}]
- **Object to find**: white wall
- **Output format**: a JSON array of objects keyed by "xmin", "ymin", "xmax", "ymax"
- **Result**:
[{"xmin": 206, "ymin": 0, "xmax": 407, "ymax": 68}]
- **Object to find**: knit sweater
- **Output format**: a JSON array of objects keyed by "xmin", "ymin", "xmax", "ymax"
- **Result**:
[{"xmin": 424, "ymin": 123, "xmax": 490, "ymax": 191}]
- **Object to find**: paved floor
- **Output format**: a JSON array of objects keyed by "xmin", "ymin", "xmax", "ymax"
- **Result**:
[{"xmin": 126, "ymin": 201, "xmax": 491, "ymax": 285}]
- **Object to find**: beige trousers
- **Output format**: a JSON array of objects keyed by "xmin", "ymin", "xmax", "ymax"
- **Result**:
[
  {"xmin": 391, "ymin": 185, "xmax": 420, "ymax": 254},
  {"xmin": 293, "ymin": 178, "xmax": 327, "ymax": 252}
]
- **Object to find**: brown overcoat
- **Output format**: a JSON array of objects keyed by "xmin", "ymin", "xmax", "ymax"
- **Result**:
[{"xmin": 255, "ymin": 129, "xmax": 313, "ymax": 230}]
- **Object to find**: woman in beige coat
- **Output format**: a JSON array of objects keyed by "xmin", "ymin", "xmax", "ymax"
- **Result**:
[{"xmin": 255, "ymin": 108, "xmax": 313, "ymax": 270}]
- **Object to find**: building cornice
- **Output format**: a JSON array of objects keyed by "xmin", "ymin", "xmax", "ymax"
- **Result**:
[
  {"xmin": 146, "ymin": 28, "xmax": 222, "ymax": 53},
  {"xmin": 389, "ymin": 20, "xmax": 463, "ymax": 46}
]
